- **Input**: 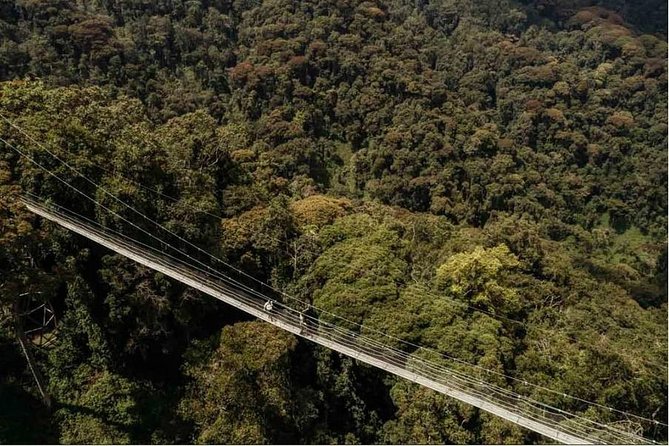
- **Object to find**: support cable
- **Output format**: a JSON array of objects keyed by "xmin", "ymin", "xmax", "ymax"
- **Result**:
[{"xmin": 1, "ymin": 118, "xmax": 665, "ymax": 434}]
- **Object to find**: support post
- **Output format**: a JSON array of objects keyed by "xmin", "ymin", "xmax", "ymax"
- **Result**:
[{"xmin": 14, "ymin": 297, "xmax": 52, "ymax": 410}]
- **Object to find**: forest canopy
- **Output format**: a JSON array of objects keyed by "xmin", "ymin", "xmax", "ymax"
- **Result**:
[{"xmin": 0, "ymin": 0, "xmax": 666, "ymax": 443}]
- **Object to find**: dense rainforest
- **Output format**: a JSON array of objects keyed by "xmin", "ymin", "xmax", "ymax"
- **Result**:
[{"xmin": 0, "ymin": 0, "xmax": 667, "ymax": 443}]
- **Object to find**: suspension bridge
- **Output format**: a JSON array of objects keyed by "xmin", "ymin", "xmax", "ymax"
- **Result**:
[
  {"xmin": 21, "ymin": 195, "xmax": 658, "ymax": 445},
  {"xmin": 1, "ymin": 114, "xmax": 664, "ymax": 445}
]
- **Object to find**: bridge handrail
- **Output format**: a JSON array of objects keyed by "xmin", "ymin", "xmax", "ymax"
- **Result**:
[{"xmin": 21, "ymin": 196, "xmax": 655, "ymax": 445}]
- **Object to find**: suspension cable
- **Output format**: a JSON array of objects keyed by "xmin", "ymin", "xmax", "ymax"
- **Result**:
[
  {"xmin": 1, "ymin": 115, "xmax": 666, "ymax": 431},
  {"xmin": 21, "ymin": 194, "xmax": 655, "ymax": 444}
]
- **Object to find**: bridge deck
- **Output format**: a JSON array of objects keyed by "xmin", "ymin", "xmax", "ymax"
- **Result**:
[{"xmin": 25, "ymin": 197, "xmax": 647, "ymax": 445}]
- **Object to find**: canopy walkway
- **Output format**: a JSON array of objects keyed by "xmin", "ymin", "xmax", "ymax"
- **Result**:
[{"xmin": 22, "ymin": 195, "xmax": 657, "ymax": 445}]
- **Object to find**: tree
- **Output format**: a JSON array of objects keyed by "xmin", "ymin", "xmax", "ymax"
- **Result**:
[
  {"xmin": 178, "ymin": 322, "xmax": 305, "ymax": 444},
  {"xmin": 435, "ymin": 245, "xmax": 522, "ymax": 315}
]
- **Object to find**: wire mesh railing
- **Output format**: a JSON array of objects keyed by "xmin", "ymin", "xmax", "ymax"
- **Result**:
[{"xmin": 22, "ymin": 195, "xmax": 660, "ymax": 445}]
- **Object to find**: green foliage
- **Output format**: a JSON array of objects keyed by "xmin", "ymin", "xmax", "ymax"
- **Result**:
[
  {"xmin": 435, "ymin": 245, "xmax": 522, "ymax": 315},
  {"xmin": 299, "ymin": 213, "xmax": 409, "ymax": 328},
  {"xmin": 54, "ymin": 370, "xmax": 139, "ymax": 444},
  {"xmin": 382, "ymin": 382, "xmax": 476, "ymax": 444},
  {"xmin": 179, "ymin": 322, "xmax": 299, "ymax": 444},
  {"xmin": 0, "ymin": 0, "xmax": 666, "ymax": 443}
]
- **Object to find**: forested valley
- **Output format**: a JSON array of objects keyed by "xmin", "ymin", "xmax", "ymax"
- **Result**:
[{"xmin": 0, "ymin": 0, "xmax": 667, "ymax": 443}]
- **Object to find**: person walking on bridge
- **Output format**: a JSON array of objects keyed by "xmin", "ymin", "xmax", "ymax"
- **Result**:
[{"xmin": 299, "ymin": 312, "xmax": 306, "ymax": 334}]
